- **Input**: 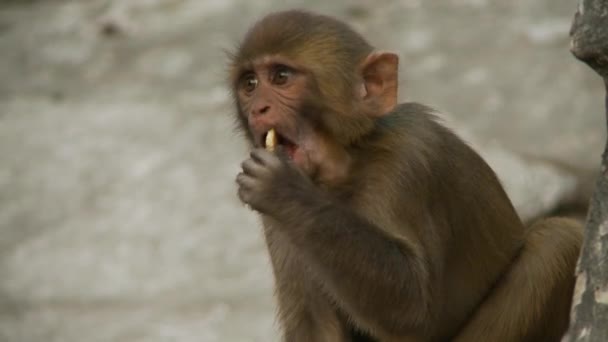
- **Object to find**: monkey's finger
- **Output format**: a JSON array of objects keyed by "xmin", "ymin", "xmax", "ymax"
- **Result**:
[
  {"xmin": 236, "ymin": 172, "xmax": 256, "ymax": 189},
  {"xmin": 241, "ymin": 158, "xmax": 265, "ymax": 177},
  {"xmin": 252, "ymin": 148, "xmax": 282, "ymax": 169},
  {"xmin": 250, "ymin": 148, "xmax": 270, "ymax": 165},
  {"xmin": 274, "ymin": 145, "xmax": 291, "ymax": 164},
  {"xmin": 237, "ymin": 187, "xmax": 253, "ymax": 206},
  {"xmin": 237, "ymin": 187, "xmax": 264, "ymax": 212},
  {"xmin": 251, "ymin": 148, "xmax": 279, "ymax": 166}
]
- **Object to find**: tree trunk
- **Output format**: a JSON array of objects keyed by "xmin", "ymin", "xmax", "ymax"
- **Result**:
[{"xmin": 564, "ymin": 1, "xmax": 608, "ymax": 341}]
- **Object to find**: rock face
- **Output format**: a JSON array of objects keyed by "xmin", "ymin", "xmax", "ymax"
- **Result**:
[
  {"xmin": 0, "ymin": 1, "xmax": 602, "ymax": 341},
  {"xmin": 565, "ymin": 0, "xmax": 608, "ymax": 340}
]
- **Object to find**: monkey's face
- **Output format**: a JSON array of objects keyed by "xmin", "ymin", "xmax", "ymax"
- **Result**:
[
  {"xmin": 233, "ymin": 55, "xmax": 328, "ymax": 177},
  {"xmin": 231, "ymin": 49, "xmax": 399, "ymax": 185}
]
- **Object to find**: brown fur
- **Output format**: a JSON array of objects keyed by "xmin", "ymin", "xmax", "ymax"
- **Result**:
[
  {"xmin": 230, "ymin": 10, "xmax": 376, "ymax": 146},
  {"xmin": 453, "ymin": 217, "xmax": 583, "ymax": 342},
  {"xmin": 231, "ymin": 10, "xmax": 583, "ymax": 342}
]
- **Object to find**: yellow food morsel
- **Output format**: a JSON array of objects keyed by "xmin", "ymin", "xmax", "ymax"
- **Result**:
[{"xmin": 265, "ymin": 129, "xmax": 277, "ymax": 151}]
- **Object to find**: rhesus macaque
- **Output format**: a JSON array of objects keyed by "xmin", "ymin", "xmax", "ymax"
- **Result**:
[{"xmin": 230, "ymin": 10, "xmax": 583, "ymax": 342}]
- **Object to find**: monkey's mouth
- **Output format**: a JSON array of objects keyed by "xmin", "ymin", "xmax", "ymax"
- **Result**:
[{"xmin": 263, "ymin": 130, "xmax": 298, "ymax": 159}]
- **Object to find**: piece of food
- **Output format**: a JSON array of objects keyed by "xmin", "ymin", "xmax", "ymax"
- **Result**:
[{"xmin": 265, "ymin": 128, "xmax": 277, "ymax": 151}]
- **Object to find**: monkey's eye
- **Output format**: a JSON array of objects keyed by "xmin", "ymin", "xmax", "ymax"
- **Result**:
[
  {"xmin": 241, "ymin": 73, "xmax": 258, "ymax": 93},
  {"xmin": 271, "ymin": 65, "xmax": 293, "ymax": 85}
]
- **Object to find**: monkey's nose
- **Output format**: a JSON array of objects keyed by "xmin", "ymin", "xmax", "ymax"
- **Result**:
[{"xmin": 253, "ymin": 105, "xmax": 270, "ymax": 116}]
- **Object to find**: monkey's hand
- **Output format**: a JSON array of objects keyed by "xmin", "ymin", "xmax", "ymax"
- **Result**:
[{"xmin": 237, "ymin": 148, "xmax": 316, "ymax": 217}]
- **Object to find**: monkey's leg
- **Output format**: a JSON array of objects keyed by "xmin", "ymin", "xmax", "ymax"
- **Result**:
[{"xmin": 453, "ymin": 217, "xmax": 583, "ymax": 342}]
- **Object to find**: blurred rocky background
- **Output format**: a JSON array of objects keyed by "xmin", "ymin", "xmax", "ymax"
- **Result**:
[{"xmin": 0, "ymin": 0, "xmax": 604, "ymax": 341}]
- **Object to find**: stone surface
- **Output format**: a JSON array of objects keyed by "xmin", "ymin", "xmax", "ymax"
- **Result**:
[
  {"xmin": 0, "ymin": 1, "xmax": 604, "ymax": 341},
  {"xmin": 565, "ymin": 0, "xmax": 608, "ymax": 340}
]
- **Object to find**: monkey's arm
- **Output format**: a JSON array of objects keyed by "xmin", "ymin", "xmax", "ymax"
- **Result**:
[
  {"xmin": 237, "ymin": 149, "xmax": 432, "ymax": 334},
  {"xmin": 290, "ymin": 199, "xmax": 431, "ymax": 333}
]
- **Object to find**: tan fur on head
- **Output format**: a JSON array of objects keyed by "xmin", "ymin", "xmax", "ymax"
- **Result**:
[{"xmin": 229, "ymin": 10, "xmax": 378, "ymax": 145}]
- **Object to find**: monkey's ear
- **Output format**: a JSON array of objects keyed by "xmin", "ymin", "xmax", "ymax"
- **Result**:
[{"xmin": 360, "ymin": 51, "xmax": 399, "ymax": 115}]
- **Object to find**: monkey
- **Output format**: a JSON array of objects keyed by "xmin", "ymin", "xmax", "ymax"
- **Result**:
[{"xmin": 229, "ymin": 10, "xmax": 583, "ymax": 342}]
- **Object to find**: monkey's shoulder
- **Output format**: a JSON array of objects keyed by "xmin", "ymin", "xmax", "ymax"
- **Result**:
[
  {"xmin": 373, "ymin": 102, "xmax": 461, "ymax": 152},
  {"xmin": 369, "ymin": 102, "xmax": 495, "ymax": 182}
]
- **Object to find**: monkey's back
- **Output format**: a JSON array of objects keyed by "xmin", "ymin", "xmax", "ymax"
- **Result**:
[{"xmin": 352, "ymin": 103, "xmax": 527, "ymax": 339}]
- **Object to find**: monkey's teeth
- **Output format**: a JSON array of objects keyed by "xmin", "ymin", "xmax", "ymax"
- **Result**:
[{"xmin": 265, "ymin": 129, "xmax": 277, "ymax": 151}]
